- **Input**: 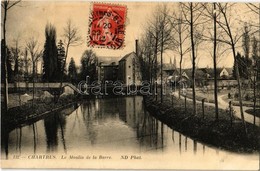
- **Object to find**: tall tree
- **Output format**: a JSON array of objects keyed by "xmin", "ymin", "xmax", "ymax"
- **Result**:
[
  {"xmin": 57, "ymin": 40, "xmax": 66, "ymax": 78},
  {"xmin": 138, "ymin": 32, "xmax": 154, "ymax": 82},
  {"xmin": 232, "ymin": 53, "xmax": 252, "ymax": 79},
  {"xmin": 242, "ymin": 23, "xmax": 251, "ymax": 59},
  {"xmin": 26, "ymin": 37, "xmax": 42, "ymax": 107},
  {"xmin": 251, "ymin": 36, "xmax": 259, "ymax": 125},
  {"xmin": 59, "ymin": 19, "xmax": 81, "ymax": 94},
  {"xmin": 213, "ymin": 3, "xmax": 219, "ymax": 120},
  {"xmin": 68, "ymin": 57, "xmax": 77, "ymax": 84},
  {"xmin": 11, "ymin": 36, "xmax": 22, "ymax": 105},
  {"xmin": 6, "ymin": 47, "xmax": 13, "ymax": 82},
  {"xmin": 251, "ymin": 36, "xmax": 259, "ymax": 61},
  {"xmin": 1, "ymin": 0, "xmax": 21, "ymax": 112},
  {"xmin": 168, "ymin": 3, "xmax": 191, "ymax": 99},
  {"xmin": 24, "ymin": 48, "xmax": 29, "ymax": 78},
  {"xmin": 181, "ymin": 2, "xmax": 205, "ymax": 115},
  {"xmin": 216, "ymin": 3, "xmax": 247, "ymax": 135},
  {"xmin": 80, "ymin": 50, "xmax": 98, "ymax": 83},
  {"xmin": 42, "ymin": 23, "xmax": 58, "ymax": 82},
  {"xmin": 201, "ymin": 3, "xmax": 222, "ymax": 120},
  {"xmin": 158, "ymin": 5, "xmax": 172, "ymax": 103},
  {"xmin": 143, "ymin": 5, "xmax": 173, "ymax": 101}
]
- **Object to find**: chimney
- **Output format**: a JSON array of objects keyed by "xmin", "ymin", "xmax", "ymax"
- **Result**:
[{"xmin": 135, "ymin": 39, "xmax": 138, "ymax": 55}]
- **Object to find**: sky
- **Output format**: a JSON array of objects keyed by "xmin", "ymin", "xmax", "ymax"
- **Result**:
[{"xmin": 2, "ymin": 1, "xmax": 259, "ymax": 69}]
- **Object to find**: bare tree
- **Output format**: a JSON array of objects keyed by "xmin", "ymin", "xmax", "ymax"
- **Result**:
[
  {"xmin": 168, "ymin": 3, "xmax": 191, "ymax": 99},
  {"xmin": 26, "ymin": 37, "xmax": 42, "ymax": 107},
  {"xmin": 58, "ymin": 19, "xmax": 81, "ymax": 99},
  {"xmin": 12, "ymin": 35, "xmax": 22, "ymax": 105},
  {"xmin": 139, "ymin": 31, "xmax": 156, "ymax": 83},
  {"xmin": 145, "ymin": 8, "xmax": 161, "ymax": 100},
  {"xmin": 181, "ymin": 2, "xmax": 205, "ymax": 115},
  {"xmin": 158, "ymin": 5, "xmax": 173, "ymax": 103},
  {"xmin": 246, "ymin": 3, "xmax": 260, "ymax": 15},
  {"xmin": 1, "ymin": 0, "xmax": 21, "ymax": 112},
  {"xmin": 216, "ymin": 3, "xmax": 247, "ymax": 135},
  {"xmin": 200, "ymin": 3, "xmax": 220, "ymax": 120},
  {"xmin": 141, "ymin": 5, "xmax": 173, "ymax": 101}
]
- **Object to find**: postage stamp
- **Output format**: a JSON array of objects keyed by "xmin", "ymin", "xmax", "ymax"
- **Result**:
[{"xmin": 88, "ymin": 3, "xmax": 127, "ymax": 49}]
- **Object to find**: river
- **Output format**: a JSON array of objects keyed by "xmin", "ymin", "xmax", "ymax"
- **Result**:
[{"xmin": 1, "ymin": 96, "xmax": 259, "ymax": 169}]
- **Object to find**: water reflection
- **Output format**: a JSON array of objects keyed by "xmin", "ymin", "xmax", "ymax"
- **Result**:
[
  {"xmin": 1, "ymin": 96, "xmax": 258, "ymax": 168},
  {"xmin": 44, "ymin": 114, "xmax": 59, "ymax": 152},
  {"xmin": 117, "ymin": 96, "xmax": 166, "ymax": 151}
]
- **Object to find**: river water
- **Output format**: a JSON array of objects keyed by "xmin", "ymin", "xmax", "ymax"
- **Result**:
[{"xmin": 1, "ymin": 96, "xmax": 259, "ymax": 169}]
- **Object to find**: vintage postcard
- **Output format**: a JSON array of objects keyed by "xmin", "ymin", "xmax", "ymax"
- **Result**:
[{"xmin": 1, "ymin": 1, "xmax": 260, "ymax": 170}]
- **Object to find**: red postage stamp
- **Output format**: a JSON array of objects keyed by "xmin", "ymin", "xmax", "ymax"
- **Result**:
[{"xmin": 88, "ymin": 3, "xmax": 127, "ymax": 49}]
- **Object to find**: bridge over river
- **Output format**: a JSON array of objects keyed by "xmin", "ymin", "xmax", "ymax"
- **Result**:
[{"xmin": 1, "ymin": 82, "xmax": 80, "ymax": 95}]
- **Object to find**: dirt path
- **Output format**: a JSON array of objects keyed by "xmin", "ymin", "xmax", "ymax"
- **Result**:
[
  {"xmin": 218, "ymin": 94, "xmax": 259, "ymax": 126},
  {"xmin": 173, "ymin": 92, "xmax": 259, "ymax": 126}
]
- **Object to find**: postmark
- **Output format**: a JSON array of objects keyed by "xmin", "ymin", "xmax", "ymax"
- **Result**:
[{"xmin": 88, "ymin": 3, "xmax": 127, "ymax": 49}]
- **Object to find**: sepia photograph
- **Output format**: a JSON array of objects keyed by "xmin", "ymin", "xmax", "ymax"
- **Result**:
[{"xmin": 1, "ymin": 1, "xmax": 260, "ymax": 170}]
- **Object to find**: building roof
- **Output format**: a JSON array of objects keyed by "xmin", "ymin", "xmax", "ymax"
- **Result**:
[
  {"xmin": 225, "ymin": 68, "xmax": 233, "ymax": 75},
  {"xmin": 97, "ymin": 56, "xmax": 119, "ymax": 65},
  {"xmin": 181, "ymin": 67, "xmax": 233, "ymax": 80},
  {"xmin": 203, "ymin": 67, "xmax": 233, "ymax": 78},
  {"xmin": 119, "ymin": 52, "xmax": 137, "ymax": 62}
]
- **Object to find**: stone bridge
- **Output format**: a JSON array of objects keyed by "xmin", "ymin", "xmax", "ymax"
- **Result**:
[{"xmin": 1, "ymin": 82, "xmax": 81, "ymax": 95}]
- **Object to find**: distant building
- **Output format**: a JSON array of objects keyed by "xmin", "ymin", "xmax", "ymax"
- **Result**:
[
  {"xmin": 97, "ymin": 56, "xmax": 119, "ymax": 83},
  {"xmin": 219, "ymin": 68, "xmax": 233, "ymax": 79},
  {"xmin": 200, "ymin": 67, "xmax": 233, "ymax": 80},
  {"xmin": 118, "ymin": 52, "xmax": 142, "ymax": 86},
  {"xmin": 179, "ymin": 67, "xmax": 234, "ymax": 88}
]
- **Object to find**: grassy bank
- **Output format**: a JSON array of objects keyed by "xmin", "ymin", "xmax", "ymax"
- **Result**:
[
  {"xmin": 144, "ymin": 95, "xmax": 260, "ymax": 153},
  {"xmin": 245, "ymin": 109, "xmax": 260, "ymax": 117},
  {"xmin": 1, "ymin": 94, "xmax": 82, "ymax": 132},
  {"xmin": 184, "ymin": 88, "xmax": 229, "ymax": 103}
]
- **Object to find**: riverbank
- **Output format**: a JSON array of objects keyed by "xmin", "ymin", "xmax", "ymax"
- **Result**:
[
  {"xmin": 1, "ymin": 94, "xmax": 84, "ymax": 133},
  {"xmin": 245, "ymin": 109, "xmax": 260, "ymax": 117},
  {"xmin": 144, "ymin": 95, "xmax": 260, "ymax": 153}
]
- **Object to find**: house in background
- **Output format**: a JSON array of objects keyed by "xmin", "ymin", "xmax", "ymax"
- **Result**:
[
  {"xmin": 219, "ymin": 68, "xmax": 233, "ymax": 79},
  {"xmin": 201, "ymin": 67, "xmax": 233, "ymax": 80},
  {"xmin": 118, "ymin": 52, "xmax": 142, "ymax": 86},
  {"xmin": 178, "ymin": 67, "xmax": 234, "ymax": 88}
]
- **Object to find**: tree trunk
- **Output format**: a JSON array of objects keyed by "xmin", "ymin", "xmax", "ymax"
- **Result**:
[
  {"xmin": 179, "ymin": 24, "xmax": 183, "ymax": 99},
  {"xmin": 3, "ymin": 5, "xmax": 9, "ymax": 113},
  {"xmin": 154, "ymin": 32, "xmax": 158, "ymax": 100},
  {"xmin": 160, "ymin": 29, "xmax": 164, "ymax": 103},
  {"xmin": 15, "ymin": 43, "xmax": 22, "ymax": 106},
  {"xmin": 213, "ymin": 3, "xmax": 219, "ymax": 120},
  {"xmin": 148, "ymin": 35, "xmax": 152, "ymax": 83},
  {"xmin": 179, "ymin": 54, "xmax": 182, "ymax": 99},
  {"xmin": 233, "ymin": 50, "xmax": 247, "ymax": 135},
  {"xmin": 32, "ymin": 62, "xmax": 35, "ymax": 107},
  {"xmin": 221, "ymin": 6, "xmax": 247, "ymax": 135},
  {"xmin": 253, "ymin": 67, "xmax": 256, "ymax": 125},
  {"xmin": 190, "ymin": 3, "xmax": 197, "ymax": 115}
]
